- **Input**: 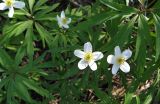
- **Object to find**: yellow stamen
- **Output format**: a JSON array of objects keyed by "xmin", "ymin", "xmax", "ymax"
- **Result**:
[
  {"xmin": 116, "ymin": 57, "xmax": 125, "ymax": 64},
  {"xmin": 84, "ymin": 52, "xmax": 93, "ymax": 62},
  {"xmin": 62, "ymin": 18, "xmax": 68, "ymax": 24},
  {"xmin": 5, "ymin": 0, "xmax": 13, "ymax": 6}
]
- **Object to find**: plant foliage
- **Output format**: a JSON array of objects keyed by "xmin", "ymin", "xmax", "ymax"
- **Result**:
[{"xmin": 0, "ymin": 0, "xmax": 160, "ymax": 103}]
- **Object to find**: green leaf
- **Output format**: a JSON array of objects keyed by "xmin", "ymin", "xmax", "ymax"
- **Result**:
[
  {"xmin": 80, "ymin": 70, "xmax": 90, "ymax": 89},
  {"xmin": 74, "ymin": 11, "xmax": 120, "ymax": 31},
  {"xmin": 136, "ymin": 96, "xmax": 141, "ymax": 104},
  {"xmin": 1, "ymin": 22, "xmax": 22, "ymax": 45},
  {"xmin": 143, "ymin": 94, "xmax": 152, "ymax": 104},
  {"xmin": 14, "ymin": 77, "xmax": 32, "ymax": 103},
  {"xmin": 1, "ymin": 21, "xmax": 33, "ymax": 45},
  {"xmin": 15, "ymin": 45, "xmax": 26, "ymax": 66},
  {"xmin": 20, "ymin": 76, "xmax": 49, "ymax": 97},
  {"xmin": 135, "ymin": 14, "xmax": 149, "ymax": 59},
  {"xmin": 6, "ymin": 80, "xmax": 14, "ymax": 104},
  {"xmin": 101, "ymin": 15, "xmax": 137, "ymax": 52},
  {"xmin": 62, "ymin": 66, "xmax": 79, "ymax": 79},
  {"xmin": 36, "ymin": 3, "xmax": 59, "ymax": 15},
  {"xmin": 91, "ymin": 83, "xmax": 118, "ymax": 104},
  {"xmin": 0, "ymin": 48, "xmax": 14, "ymax": 70},
  {"xmin": 154, "ymin": 69, "xmax": 160, "ymax": 85},
  {"xmin": 153, "ymin": 14, "xmax": 160, "ymax": 61},
  {"xmin": 34, "ymin": 13, "xmax": 56, "ymax": 21},
  {"xmin": 135, "ymin": 14, "xmax": 148, "ymax": 76},
  {"xmin": 25, "ymin": 27, "xmax": 34, "ymax": 60},
  {"xmin": 35, "ymin": 22, "xmax": 52, "ymax": 47},
  {"xmin": 153, "ymin": 0, "xmax": 160, "ymax": 10},
  {"xmin": 12, "ymin": 21, "xmax": 33, "ymax": 36},
  {"xmin": 154, "ymin": 89, "xmax": 160, "ymax": 103},
  {"xmin": 14, "ymin": 9, "xmax": 30, "ymax": 16},
  {"xmin": 142, "ymin": 59, "xmax": 160, "ymax": 82},
  {"xmin": 124, "ymin": 93, "xmax": 133, "ymax": 104},
  {"xmin": 0, "ymin": 78, "xmax": 9, "ymax": 90},
  {"xmin": 34, "ymin": 0, "xmax": 48, "ymax": 11},
  {"xmin": 28, "ymin": 0, "xmax": 35, "ymax": 12},
  {"xmin": 100, "ymin": 0, "xmax": 138, "ymax": 13}
]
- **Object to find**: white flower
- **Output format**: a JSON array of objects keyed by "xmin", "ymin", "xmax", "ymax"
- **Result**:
[
  {"xmin": 57, "ymin": 11, "xmax": 71, "ymax": 29},
  {"xmin": 0, "ymin": 0, "xmax": 25, "ymax": 18},
  {"xmin": 107, "ymin": 46, "xmax": 132, "ymax": 75},
  {"xmin": 74, "ymin": 42, "xmax": 104, "ymax": 71}
]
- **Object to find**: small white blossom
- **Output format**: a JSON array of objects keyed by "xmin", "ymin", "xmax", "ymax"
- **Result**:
[
  {"xmin": 74, "ymin": 42, "xmax": 104, "ymax": 71},
  {"xmin": 107, "ymin": 46, "xmax": 132, "ymax": 75},
  {"xmin": 0, "ymin": 0, "xmax": 25, "ymax": 18},
  {"xmin": 57, "ymin": 11, "xmax": 71, "ymax": 29}
]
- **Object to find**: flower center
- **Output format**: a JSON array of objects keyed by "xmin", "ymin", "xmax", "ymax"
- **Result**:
[
  {"xmin": 116, "ymin": 57, "xmax": 125, "ymax": 64},
  {"xmin": 62, "ymin": 18, "xmax": 68, "ymax": 24},
  {"xmin": 5, "ymin": 0, "xmax": 14, "ymax": 6},
  {"xmin": 84, "ymin": 52, "xmax": 93, "ymax": 62}
]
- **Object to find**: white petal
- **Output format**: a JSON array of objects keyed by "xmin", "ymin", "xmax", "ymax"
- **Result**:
[
  {"xmin": 61, "ymin": 11, "xmax": 65, "ymax": 18},
  {"xmin": 57, "ymin": 15, "xmax": 61, "ymax": 22},
  {"xmin": 13, "ymin": 1, "xmax": 25, "ymax": 9},
  {"xmin": 57, "ymin": 15, "xmax": 62, "ymax": 27},
  {"xmin": 112, "ymin": 64, "xmax": 120, "ymax": 75},
  {"xmin": 62, "ymin": 24, "xmax": 69, "ymax": 29},
  {"xmin": 57, "ymin": 15, "xmax": 63, "ymax": 27},
  {"xmin": 115, "ymin": 46, "xmax": 121, "ymax": 56},
  {"xmin": 89, "ymin": 61, "xmax": 97, "ymax": 71},
  {"xmin": 78, "ymin": 59, "xmax": 88, "ymax": 70},
  {"xmin": 84, "ymin": 42, "xmax": 92, "ymax": 52},
  {"xmin": 93, "ymin": 52, "xmax": 103, "ymax": 61},
  {"xmin": 8, "ymin": 7, "xmax": 14, "ymax": 18},
  {"xmin": 0, "ymin": 3, "xmax": 8, "ymax": 10},
  {"xmin": 74, "ymin": 50, "xmax": 84, "ymax": 58},
  {"xmin": 120, "ymin": 62, "xmax": 130, "ymax": 73},
  {"xmin": 58, "ymin": 23, "xmax": 63, "ymax": 28},
  {"xmin": 122, "ymin": 49, "xmax": 132, "ymax": 60},
  {"xmin": 107, "ymin": 55, "xmax": 115, "ymax": 64},
  {"xmin": 67, "ymin": 18, "xmax": 71, "ymax": 24}
]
